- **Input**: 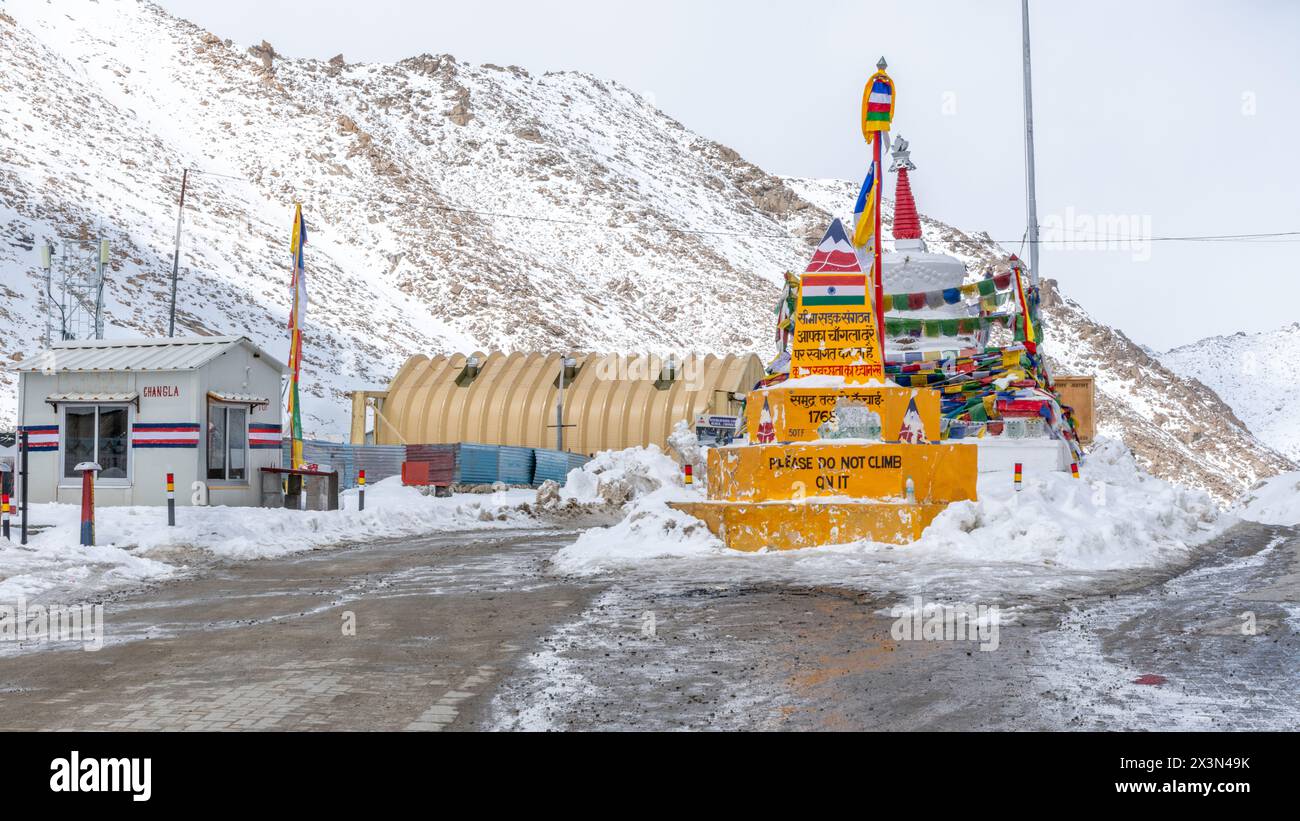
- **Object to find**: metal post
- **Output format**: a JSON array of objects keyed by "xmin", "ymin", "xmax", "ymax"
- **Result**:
[
  {"xmin": 76, "ymin": 462, "xmax": 100, "ymax": 546},
  {"xmin": 1014, "ymin": 462, "xmax": 1024, "ymax": 492},
  {"xmin": 555, "ymin": 357, "xmax": 565, "ymax": 452},
  {"xmin": 2, "ymin": 492, "xmax": 10, "ymax": 540},
  {"xmin": 166, "ymin": 472, "xmax": 175, "ymax": 526},
  {"xmin": 41, "ymin": 243, "xmax": 53, "ymax": 348},
  {"xmin": 1021, "ymin": 0, "xmax": 1041, "ymax": 287},
  {"xmin": 168, "ymin": 168, "xmax": 189, "ymax": 337},
  {"xmin": 357, "ymin": 469, "xmax": 365, "ymax": 511},
  {"xmin": 19, "ymin": 430, "xmax": 29, "ymax": 545},
  {"xmin": 95, "ymin": 238, "xmax": 109, "ymax": 339}
]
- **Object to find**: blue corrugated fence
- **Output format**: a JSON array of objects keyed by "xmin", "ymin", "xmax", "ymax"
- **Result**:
[{"xmin": 283, "ymin": 440, "xmax": 590, "ymax": 488}]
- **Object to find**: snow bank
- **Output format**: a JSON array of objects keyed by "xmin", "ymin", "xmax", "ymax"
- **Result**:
[
  {"xmin": 551, "ymin": 438, "xmax": 1223, "ymax": 589},
  {"xmin": 551, "ymin": 445, "xmax": 726, "ymax": 572},
  {"xmin": 908, "ymin": 437, "xmax": 1219, "ymax": 569},
  {"xmin": 1233, "ymin": 471, "xmax": 1300, "ymax": 526},
  {"xmin": 0, "ymin": 477, "xmax": 536, "ymax": 602},
  {"xmin": 559, "ymin": 444, "xmax": 686, "ymax": 506}
]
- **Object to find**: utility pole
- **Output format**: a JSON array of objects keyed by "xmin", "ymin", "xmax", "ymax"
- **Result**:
[
  {"xmin": 95, "ymin": 238, "xmax": 109, "ymax": 339},
  {"xmin": 1020, "ymin": 0, "xmax": 1041, "ymax": 287},
  {"xmin": 40, "ymin": 242, "xmax": 53, "ymax": 348},
  {"xmin": 168, "ymin": 168, "xmax": 189, "ymax": 337},
  {"xmin": 555, "ymin": 357, "xmax": 566, "ymax": 452},
  {"xmin": 549, "ymin": 355, "xmax": 577, "ymax": 452}
]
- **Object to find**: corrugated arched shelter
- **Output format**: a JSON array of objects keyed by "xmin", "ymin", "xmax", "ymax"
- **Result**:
[{"xmin": 354, "ymin": 352, "xmax": 763, "ymax": 455}]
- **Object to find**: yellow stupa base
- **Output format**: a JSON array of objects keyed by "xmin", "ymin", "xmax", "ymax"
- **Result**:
[
  {"xmin": 668, "ymin": 499, "xmax": 948, "ymax": 552},
  {"xmin": 708, "ymin": 442, "xmax": 978, "ymax": 504}
]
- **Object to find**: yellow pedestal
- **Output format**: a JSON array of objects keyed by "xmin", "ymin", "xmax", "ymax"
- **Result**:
[
  {"xmin": 709, "ymin": 442, "xmax": 978, "ymax": 504},
  {"xmin": 668, "ymin": 500, "xmax": 948, "ymax": 551},
  {"xmin": 747, "ymin": 384, "xmax": 942, "ymax": 443}
]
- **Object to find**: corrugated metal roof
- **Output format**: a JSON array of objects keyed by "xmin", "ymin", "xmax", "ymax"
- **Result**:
[
  {"xmin": 208, "ymin": 391, "xmax": 272, "ymax": 406},
  {"xmin": 17, "ymin": 336, "xmax": 287, "ymax": 374},
  {"xmin": 46, "ymin": 392, "xmax": 140, "ymax": 403}
]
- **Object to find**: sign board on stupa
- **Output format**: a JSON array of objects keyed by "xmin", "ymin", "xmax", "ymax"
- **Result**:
[
  {"xmin": 745, "ymin": 385, "xmax": 940, "ymax": 443},
  {"xmin": 790, "ymin": 220, "xmax": 884, "ymax": 383}
]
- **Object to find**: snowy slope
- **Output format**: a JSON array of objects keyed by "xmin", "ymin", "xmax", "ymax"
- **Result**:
[
  {"xmin": 1039, "ymin": 285, "xmax": 1292, "ymax": 503},
  {"xmin": 0, "ymin": 1, "xmax": 1292, "ymax": 503},
  {"xmin": 0, "ymin": 0, "xmax": 829, "ymax": 435},
  {"xmin": 1161, "ymin": 323, "xmax": 1300, "ymax": 462}
]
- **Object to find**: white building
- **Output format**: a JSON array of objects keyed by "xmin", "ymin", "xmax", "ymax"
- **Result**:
[{"xmin": 16, "ymin": 336, "xmax": 286, "ymax": 507}]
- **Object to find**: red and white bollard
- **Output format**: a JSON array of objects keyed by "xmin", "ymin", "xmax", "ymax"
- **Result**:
[
  {"xmin": 166, "ymin": 472, "xmax": 176, "ymax": 526},
  {"xmin": 357, "ymin": 469, "xmax": 366, "ymax": 511},
  {"xmin": 1013, "ymin": 462, "xmax": 1023, "ymax": 492},
  {"xmin": 75, "ymin": 461, "xmax": 100, "ymax": 546},
  {"xmin": 1070, "ymin": 462, "xmax": 1080, "ymax": 479},
  {"xmin": 683, "ymin": 463, "xmax": 693, "ymax": 486}
]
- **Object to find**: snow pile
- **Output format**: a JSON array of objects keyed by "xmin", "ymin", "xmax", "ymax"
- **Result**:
[
  {"xmin": 909, "ymin": 438, "xmax": 1219, "ymax": 570},
  {"xmin": 553, "ymin": 502, "xmax": 724, "ymax": 572},
  {"xmin": 0, "ymin": 477, "xmax": 536, "ymax": 602},
  {"xmin": 551, "ymin": 446, "xmax": 724, "ymax": 572},
  {"xmin": 665, "ymin": 420, "xmax": 707, "ymax": 482},
  {"xmin": 560, "ymin": 445, "xmax": 686, "ymax": 507},
  {"xmin": 550, "ymin": 437, "xmax": 1222, "ymax": 587},
  {"xmin": 1233, "ymin": 471, "xmax": 1300, "ymax": 526}
]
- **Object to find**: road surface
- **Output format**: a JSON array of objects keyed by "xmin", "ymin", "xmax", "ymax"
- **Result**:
[{"xmin": 0, "ymin": 520, "xmax": 1296, "ymax": 730}]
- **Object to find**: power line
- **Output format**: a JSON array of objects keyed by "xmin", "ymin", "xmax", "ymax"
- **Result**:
[
  {"xmin": 373, "ymin": 201, "xmax": 1300, "ymax": 245},
  {"xmin": 389, "ymin": 200, "xmax": 1300, "ymax": 245},
  {"xmin": 420, "ymin": 202, "xmax": 797, "ymax": 239},
  {"xmin": 944, "ymin": 232, "xmax": 1300, "ymax": 246},
  {"xmin": 168, "ymin": 166, "xmax": 1300, "ymax": 245}
]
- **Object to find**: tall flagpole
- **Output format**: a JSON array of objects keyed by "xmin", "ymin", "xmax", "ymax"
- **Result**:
[
  {"xmin": 288, "ymin": 204, "xmax": 305, "ymax": 470},
  {"xmin": 1020, "ymin": 0, "xmax": 1041, "ymax": 288},
  {"xmin": 866, "ymin": 55, "xmax": 892, "ymax": 350},
  {"xmin": 873, "ymin": 130, "xmax": 884, "ymax": 343}
]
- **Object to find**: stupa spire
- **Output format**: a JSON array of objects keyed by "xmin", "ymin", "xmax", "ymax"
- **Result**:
[{"xmin": 889, "ymin": 136, "xmax": 922, "ymax": 243}]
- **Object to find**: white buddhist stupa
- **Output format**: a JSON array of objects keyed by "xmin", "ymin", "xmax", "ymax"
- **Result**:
[
  {"xmin": 880, "ymin": 137, "xmax": 986, "ymax": 355},
  {"xmin": 874, "ymin": 136, "xmax": 1082, "ymax": 474}
]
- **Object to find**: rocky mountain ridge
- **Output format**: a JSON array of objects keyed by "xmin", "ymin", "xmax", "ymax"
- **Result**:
[{"xmin": 0, "ymin": 0, "xmax": 1290, "ymax": 502}]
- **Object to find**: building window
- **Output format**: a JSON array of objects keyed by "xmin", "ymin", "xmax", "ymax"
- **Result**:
[
  {"xmin": 63, "ymin": 405, "xmax": 130, "ymax": 481},
  {"xmin": 207, "ymin": 404, "xmax": 248, "ymax": 482}
]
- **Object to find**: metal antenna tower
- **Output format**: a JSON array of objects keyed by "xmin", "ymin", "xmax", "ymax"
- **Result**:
[{"xmin": 39, "ymin": 237, "xmax": 109, "ymax": 345}]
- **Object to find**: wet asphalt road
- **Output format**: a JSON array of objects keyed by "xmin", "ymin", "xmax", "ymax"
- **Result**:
[{"xmin": 0, "ymin": 520, "xmax": 1296, "ymax": 731}]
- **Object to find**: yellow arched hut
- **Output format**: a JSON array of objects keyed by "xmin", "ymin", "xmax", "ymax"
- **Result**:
[{"xmin": 351, "ymin": 351, "xmax": 763, "ymax": 455}]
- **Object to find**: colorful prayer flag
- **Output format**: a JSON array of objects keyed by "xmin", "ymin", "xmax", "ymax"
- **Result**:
[
  {"xmin": 860, "ymin": 70, "xmax": 895, "ymax": 140},
  {"xmin": 287, "ymin": 203, "xmax": 307, "ymax": 468},
  {"xmin": 851, "ymin": 164, "xmax": 877, "ymax": 249}
]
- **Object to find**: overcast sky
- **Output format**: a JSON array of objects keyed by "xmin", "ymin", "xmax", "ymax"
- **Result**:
[{"xmin": 157, "ymin": 0, "xmax": 1300, "ymax": 350}]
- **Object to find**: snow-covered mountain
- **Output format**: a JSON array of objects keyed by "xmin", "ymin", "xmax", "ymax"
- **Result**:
[
  {"xmin": 0, "ymin": 0, "xmax": 830, "ymax": 434},
  {"xmin": 1161, "ymin": 323, "xmax": 1300, "ymax": 463},
  {"xmin": 0, "ymin": 0, "xmax": 1292, "ymax": 502}
]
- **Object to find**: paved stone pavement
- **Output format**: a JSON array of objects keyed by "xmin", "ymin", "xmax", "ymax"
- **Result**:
[
  {"xmin": 487, "ymin": 521, "xmax": 1300, "ymax": 730},
  {"xmin": 1, "ymin": 521, "xmax": 1296, "ymax": 731},
  {"xmin": 0, "ymin": 530, "xmax": 595, "ymax": 731}
]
